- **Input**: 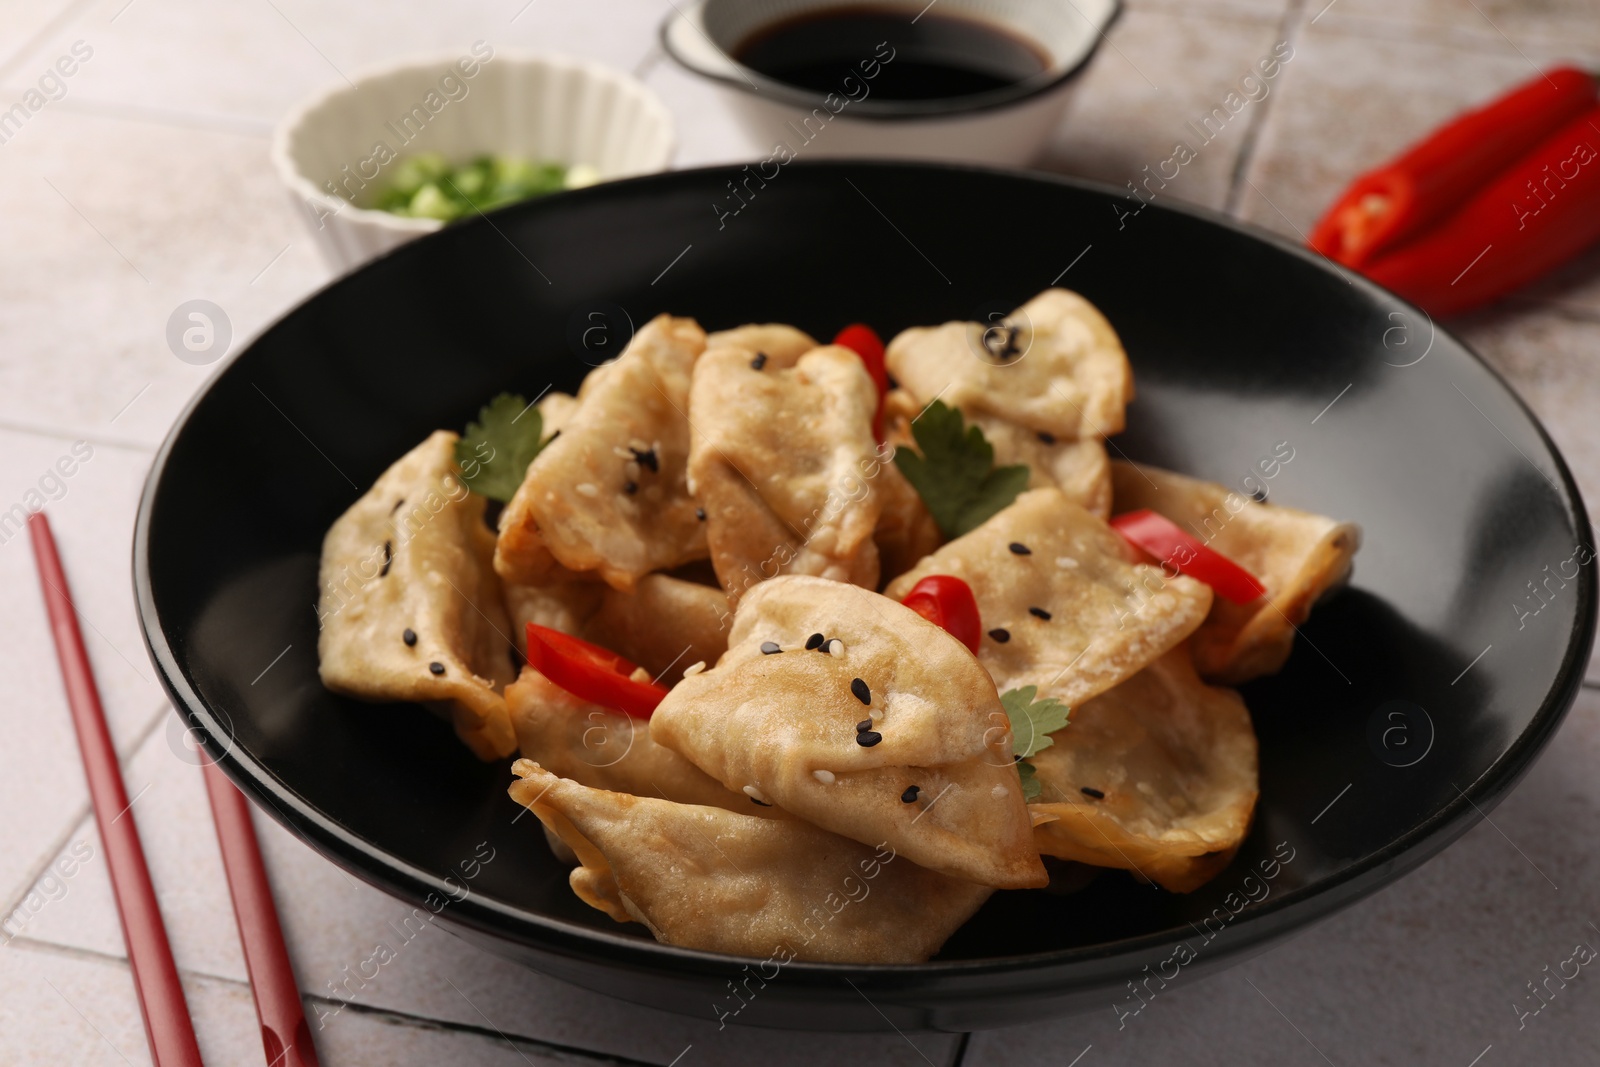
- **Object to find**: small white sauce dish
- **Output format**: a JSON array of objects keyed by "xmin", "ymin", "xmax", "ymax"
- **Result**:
[
  {"xmin": 662, "ymin": 0, "xmax": 1120, "ymax": 167},
  {"xmin": 272, "ymin": 48, "xmax": 675, "ymax": 273}
]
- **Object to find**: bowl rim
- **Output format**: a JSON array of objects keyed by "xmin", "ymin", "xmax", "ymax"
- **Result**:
[
  {"xmin": 269, "ymin": 46, "xmax": 676, "ymax": 236},
  {"xmin": 135, "ymin": 159, "xmax": 1596, "ymax": 989},
  {"xmin": 659, "ymin": 0, "xmax": 1123, "ymax": 121}
]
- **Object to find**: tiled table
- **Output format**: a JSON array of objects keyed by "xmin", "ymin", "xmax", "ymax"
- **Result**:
[{"xmin": 1, "ymin": 1, "xmax": 1597, "ymax": 1064}]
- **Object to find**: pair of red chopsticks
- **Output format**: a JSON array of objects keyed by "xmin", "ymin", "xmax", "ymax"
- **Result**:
[
  {"xmin": 28, "ymin": 512, "xmax": 318, "ymax": 1067},
  {"xmin": 1310, "ymin": 66, "xmax": 1600, "ymax": 317}
]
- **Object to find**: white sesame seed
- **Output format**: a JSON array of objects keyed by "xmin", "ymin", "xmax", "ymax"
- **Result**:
[
  {"xmin": 576, "ymin": 483, "xmax": 600, "ymax": 498},
  {"xmin": 612, "ymin": 446, "xmax": 634, "ymax": 460},
  {"xmin": 682, "ymin": 660, "xmax": 707, "ymax": 677},
  {"xmin": 813, "ymin": 769, "xmax": 836, "ymax": 784},
  {"xmin": 628, "ymin": 437, "xmax": 650, "ymax": 453},
  {"xmin": 1056, "ymin": 556, "xmax": 1079, "ymax": 569},
  {"xmin": 825, "ymin": 638, "xmax": 844, "ymax": 656},
  {"xmin": 742, "ymin": 784, "xmax": 770, "ymax": 803},
  {"xmin": 991, "ymin": 784, "xmax": 1008, "ymax": 798}
]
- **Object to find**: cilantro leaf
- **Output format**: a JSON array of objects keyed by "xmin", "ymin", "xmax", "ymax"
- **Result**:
[
  {"xmin": 1003, "ymin": 686, "xmax": 1069, "ymax": 803},
  {"xmin": 1017, "ymin": 759, "xmax": 1042, "ymax": 802},
  {"xmin": 892, "ymin": 400, "xmax": 1030, "ymax": 538},
  {"xmin": 1001, "ymin": 685, "xmax": 1072, "ymax": 759},
  {"xmin": 455, "ymin": 393, "xmax": 551, "ymax": 503}
]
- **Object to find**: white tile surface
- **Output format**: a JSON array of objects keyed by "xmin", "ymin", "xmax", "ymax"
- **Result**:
[{"xmin": 3, "ymin": 0, "xmax": 1600, "ymax": 1064}]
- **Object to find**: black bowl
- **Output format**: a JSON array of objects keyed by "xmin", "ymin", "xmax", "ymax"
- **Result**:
[{"xmin": 135, "ymin": 161, "xmax": 1595, "ymax": 1032}]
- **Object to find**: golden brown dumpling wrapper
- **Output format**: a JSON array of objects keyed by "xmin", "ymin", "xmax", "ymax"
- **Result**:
[
  {"xmin": 880, "ymin": 390, "xmax": 1112, "ymax": 521},
  {"xmin": 504, "ymin": 571, "xmax": 730, "ymax": 682},
  {"xmin": 495, "ymin": 314, "xmax": 707, "ymax": 590},
  {"xmin": 688, "ymin": 342, "xmax": 883, "ymax": 600},
  {"xmin": 318, "ymin": 431, "xmax": 516, "ymax": 759},
  {"xmin": 507, "ymin": 669, "xmax": 764, "ymax": 813},
  {"xmin": 884, "ymin": 288, "xmax": 1133, "ymax": 439},
  {"xmin": 705, "ymin": 323, "xmax": 817, "ymax": 368},
  {"xmin": 509, "ymin": 761, "xmax": 992, "ymax": 962},
  {"xmin": 588, "ymin": 573, "xmax": 731, "ymax": 680},
  {"xmin": 1110, "ymin": 461, "xmax": 1361, "ymax": 683},
  {"xmin": 651, "ymin": 575, "xmax": 1046, "ymax": 889},
  {"xmin": 1029, "ymin": 647, "xmax": 1259, "ymax": 893},
  {"xmin": 873, "ymin": 456, "xmax": 944, "ymax": 588},
  {"xmin": 884, "ymin": 489, "xmax": 1213, "ymax": 709}
]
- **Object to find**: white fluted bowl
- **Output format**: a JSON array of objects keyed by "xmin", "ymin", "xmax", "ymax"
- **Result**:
[{"xmin": 272, "ymin": 48, "xmax": 675, "ymax": 273}]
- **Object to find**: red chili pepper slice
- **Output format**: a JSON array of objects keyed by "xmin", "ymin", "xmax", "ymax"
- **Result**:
[
  {"xmin": 1309, "ymin": 66, "xmax": 1597, "ymax": 269},
  {"xmin": 832, "ymin": 323, "xmax": 889, "ymax": 439},
  {"xmin": 524, "ymin": 623, "xmax": 667, "ymax": 719},
  {"xmin": 1362, "ymin": 103, "xmax": 1600, "ymax": 317},
  {"xmin": 1110, "ymin": 510, "xmax": 1267, "ymax": 605},
  {"xmin": 900, "ymin": 574, "xmax": 982, "ymax": 654}
]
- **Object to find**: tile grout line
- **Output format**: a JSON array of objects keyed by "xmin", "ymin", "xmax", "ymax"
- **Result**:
[
  {"xmin": 7, "ymin": 935, "xmax": 672, "ymax": 1067},
  {"xmin": 1221, "ymin": 0, "xmax": 1309, "ymax": 219},
  {"xmin": 0, "ymin": 415, "xmax": 160, "ymax": 455},
  {"xmin": 0, "ymin": 93, "xmax": 276, "ymax": 138},
  {"xmin": 0, "ymin": 699, "xmax": 171, "ymax": 922}
]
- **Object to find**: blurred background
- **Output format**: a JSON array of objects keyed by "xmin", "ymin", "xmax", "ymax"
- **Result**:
[{"xmin": 1, "ymin": 1, "xmax": 1598, "ymax": 1064}]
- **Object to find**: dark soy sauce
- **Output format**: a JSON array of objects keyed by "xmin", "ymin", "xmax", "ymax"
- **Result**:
[{"xmin": 735, "ymin": 7, "xmax": 1050, "ymax": 101}]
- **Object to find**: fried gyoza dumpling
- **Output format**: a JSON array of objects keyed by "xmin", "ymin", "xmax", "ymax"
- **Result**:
[
  {"xmin": 705, "ymin": 323, "xmax": 818, "ymax": 368},
  {"xmin": 884, "ymin": 489, "xmax": 1212, "ymax": 709},
  {"xmin": 651, "ymin": 575, "xmax": 1046, "ymax": 889},
  {"xmin": 1028, "ymin": 647, "xmax": 1259, "ymax": 893},
  {"xmin": 504, "ymin": 571, "xmax": 730, "ymax": 681},
  {"xmin": 1110, "ymin": 462, "xmax": 1361, "ymax": 683},
  {"xmin": 688, "ymin": 343, "xmax": 882, "ymax": 601},
  {"xmin": 509, "ymin": 761, "xmax": 992, "ymax": 962},
  {"xmin": 495, "ymin": 314, "xmax": 707, "ymax": 590},
  {"xmin": 884, "ymin": 289, "xmax": 1133, "ymax": 439},
  {"xmin": 507, "ymin": 669, "xmax": 766, "ymax": 813},
  {"xmin": 880, "ymin": 390, "xmax": 1112, "ymax": 521},
  {"xmin": 318, "ymin": 431, "xmax": 517, "ymax": 759}
]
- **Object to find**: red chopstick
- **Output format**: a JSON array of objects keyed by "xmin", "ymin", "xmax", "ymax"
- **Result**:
[
  {"xmin": 201, "ymin": 761, "xmax": 321, "ymax": 1067},
  {"xmin": 27, "ymin": 511, "xmax": 205, "ymax": 1067}
]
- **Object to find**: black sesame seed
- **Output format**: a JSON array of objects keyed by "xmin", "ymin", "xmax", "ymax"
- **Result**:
[
  {"xmin": 1081, "ymin": 787, "xmax": 1106, "ymax": 799},
  {"xmin": 901, "ymin": 785, "xmax": 921, "ymax": 803},
  {"xmin": 805, "ymin": 632, "xmax": 826, "ymax": 650},
  {"xmin": 624, "ymin": 480, "xmax": 638, "ymax": 495},
  {"xmin": 631, "ymin": 446, "xmax": 659, "ymax": 473},
  {"xmin": 749, "ymin": 796, "xmax": 772, "ymax": 807},
  {"xmin": 696, "ymin": 507, "xmax": 707, "ymax": 521},
  {"xmin": 1013, "ymin": 753, "xmax": 1024, "ymax": 763},
  {"xmin": 1028, "ymin": 606, "xmax": 1052, "ymax": 620},
  {"xmin": 751, "ymin": 351, "xmax": 769, "ymax": 370},
  {"xmin": 886, "ymin": 373, "xmax": 899, "ymax": 390},
  {"xmin": 760, "ymin": 641, "xmax": 782, "ymax": 655},
  {"xmin": 402, "ymin": 628, "xmax": 417, "ymax": 647},
  {"xmin": 547, "ymin": 429, "xmax": 562, "ymax": 443},
  {"xmin": 856, "ymin": 718, "xmax": 874, "ymax": 732},
  {"xmin": 379, "ymin": 540, "xmax": 393, "ymax": 577},
  {"xmin": 1036, "ymin": 431, "xmax": 1057, "ymax": 445},
  {"xmin": 428, "ymin": 662, "xmax": 446, "ymax": 675},
  {"xmin": 1008, "ymin": 542, "xmax": 1032, "ymax": 555},
  {"xmin": 856, "ymin": 730, "xmax": 883, "ymax": 748},
  {"xmin": 850, "ymin": 678, "xmax": 871, "ymax": 705},
  {"xmin": 989, "ymin": 628, "xmax": 1011, "ymax": 643}
]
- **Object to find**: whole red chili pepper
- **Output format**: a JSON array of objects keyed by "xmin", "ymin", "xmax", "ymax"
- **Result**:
[
  {"xmin": 900, "ymin": 574, "xmax": 982, "ymax": 654},
  {"xmin": 1310, "ymin": 66, "xmax": 1597, "ymax": 269},
  {"xmin": 1363, "ymin": 104, "xmax": 1600, "ymax": 318}
]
